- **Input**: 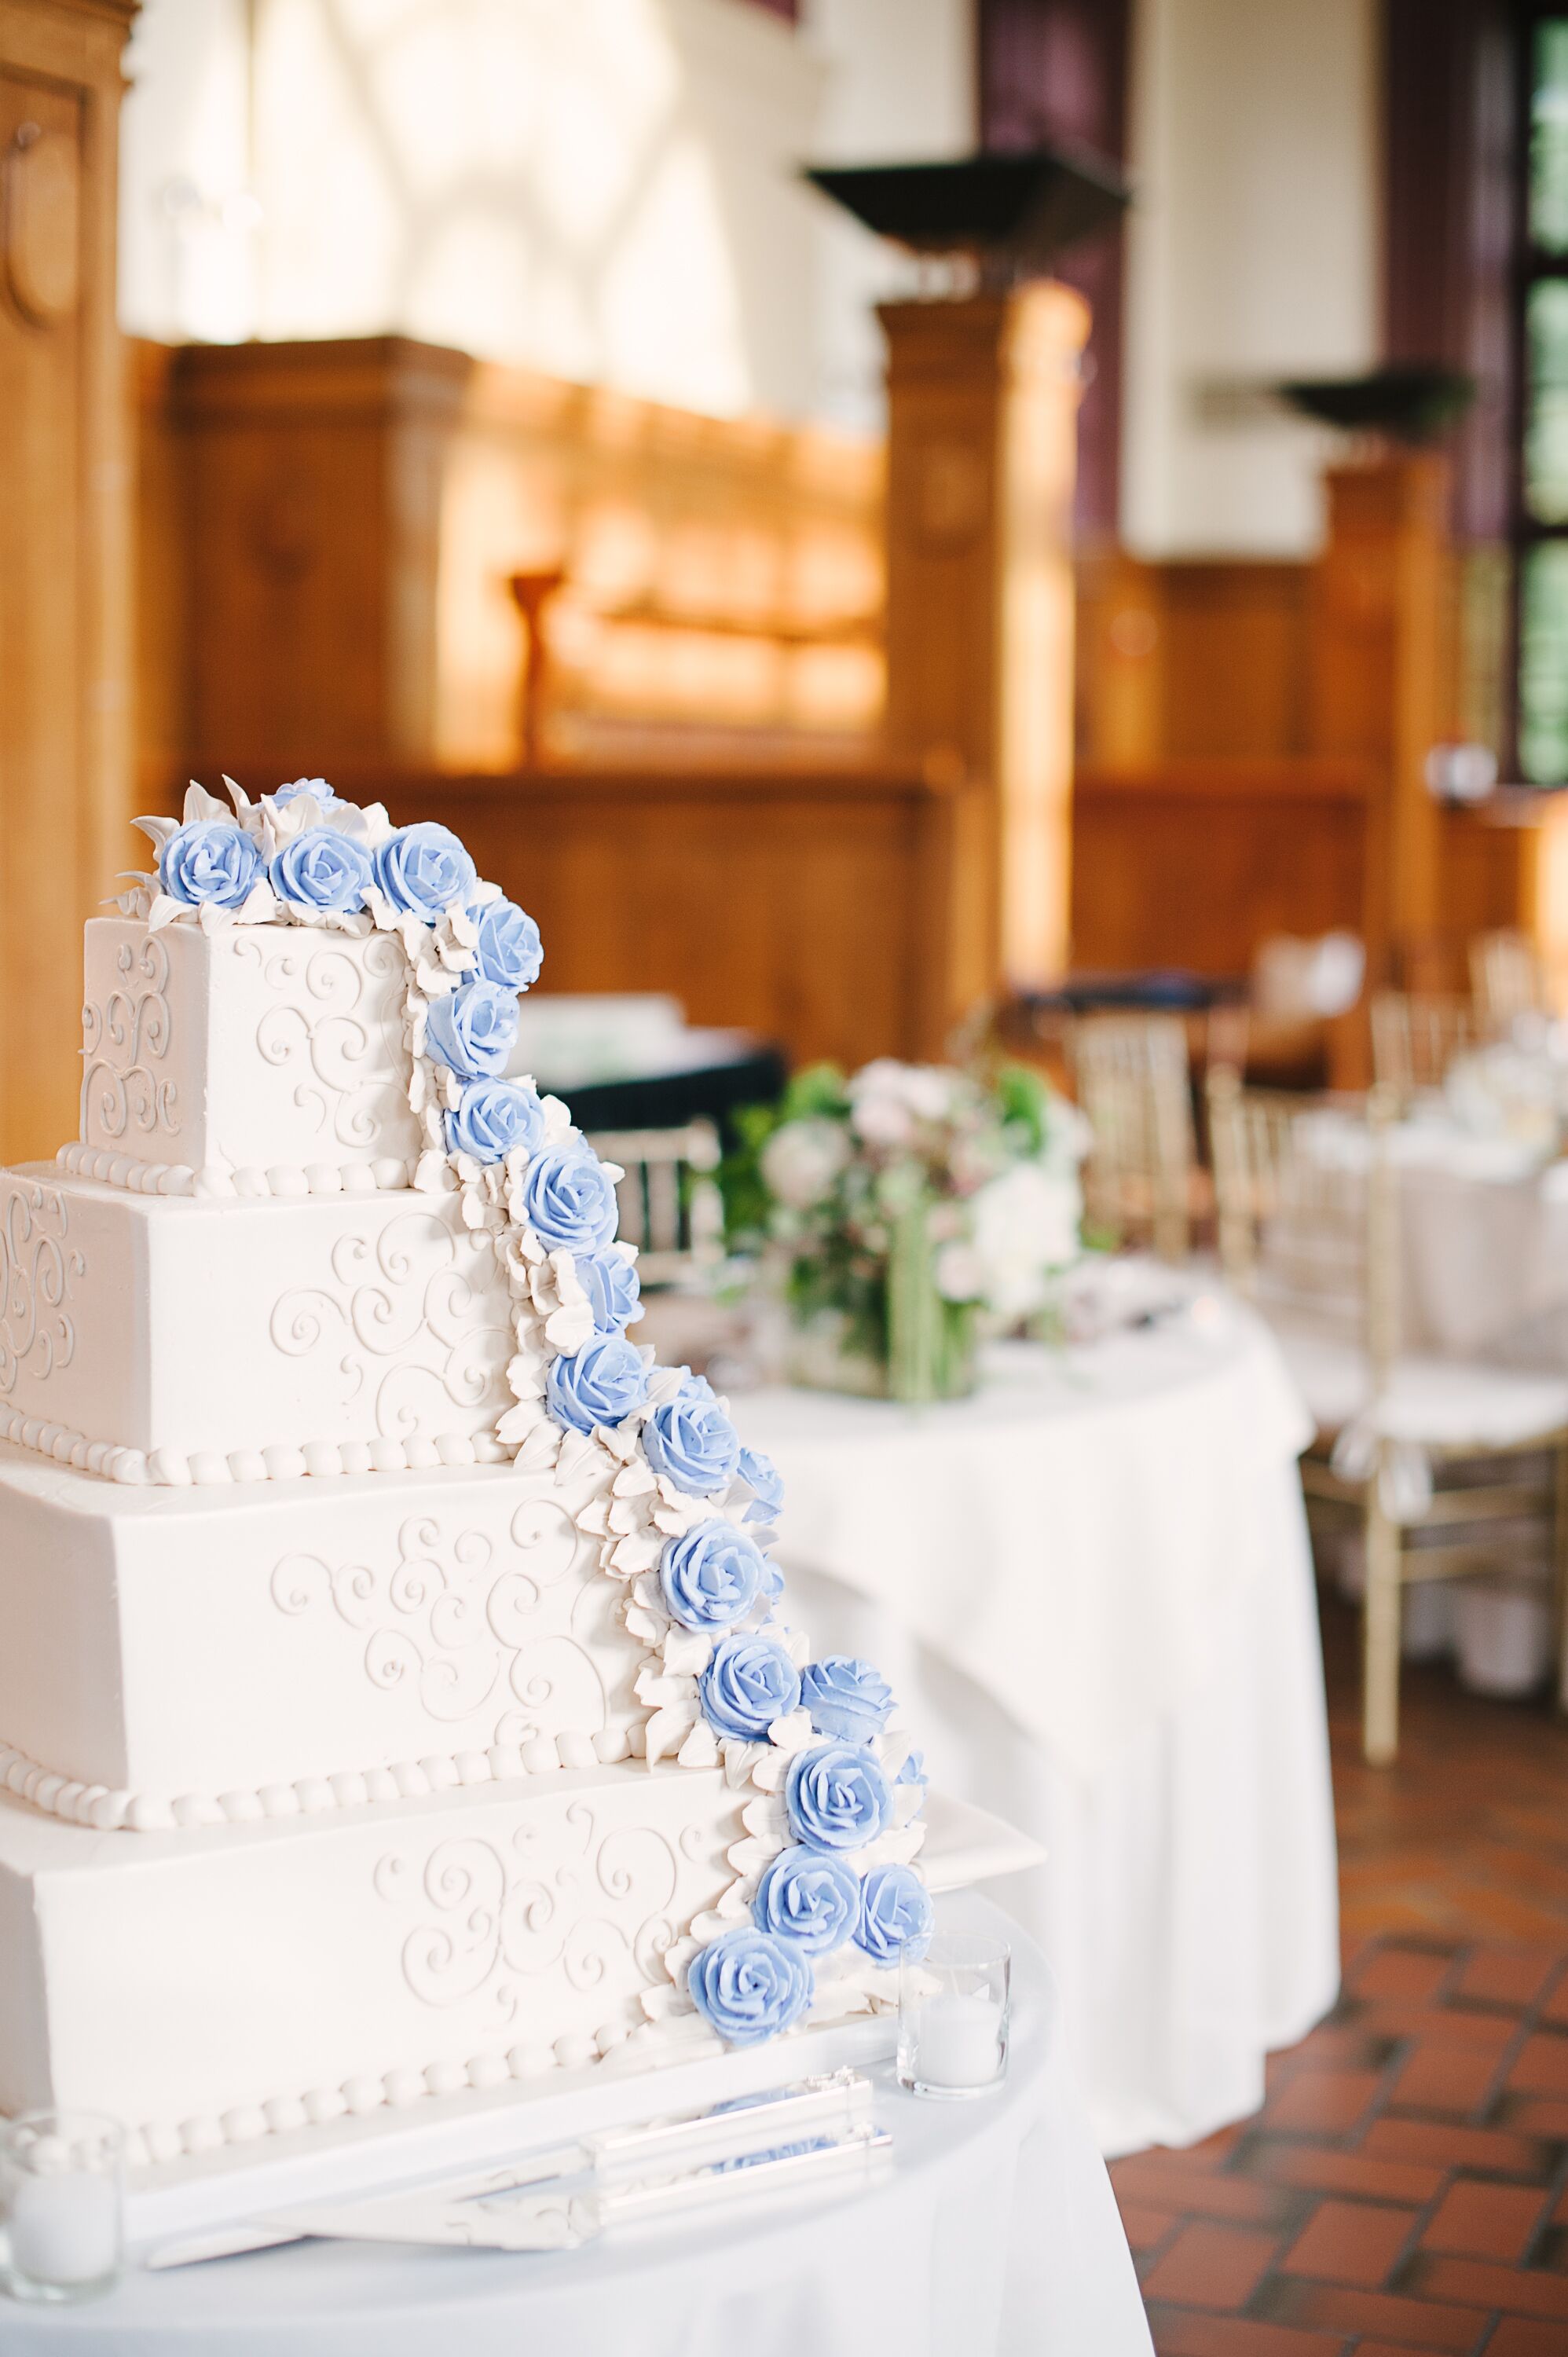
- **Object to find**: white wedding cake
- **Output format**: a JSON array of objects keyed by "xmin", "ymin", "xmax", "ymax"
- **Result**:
[{"xmin": 0, "ymin": 782, "xmax": 940, "ymax": 2170}]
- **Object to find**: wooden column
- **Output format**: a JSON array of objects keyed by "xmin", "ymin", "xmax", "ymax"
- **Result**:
[
  {"xmin": 0, "ymin": 0, "xmax": 137, "ymax": 1163},
  {"xmin": 880, "ymin": 284, "xmax": 1089, "ymax": 1025},
  {"xmin": 1309, "ymin": 453, "xmax": 1456, "ymax": 988},
  {"xmin": 173, "ymin": 336, "xmax": 474, "ymax": 780}
]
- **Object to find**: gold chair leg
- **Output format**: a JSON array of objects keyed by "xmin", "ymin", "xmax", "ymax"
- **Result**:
[{"xmin": 1363, "ymin": 1495, "xmax": 1402, "ymax": 1765}]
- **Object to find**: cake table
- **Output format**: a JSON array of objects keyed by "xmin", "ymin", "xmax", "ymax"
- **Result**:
[
  {"xmin": 0, "ymin": 1903, "xmax": 1152, "ymax": 2357},
  {"xmin": 731, "ymin": 1290, "xmax": 1340, "ymax": 2154}
]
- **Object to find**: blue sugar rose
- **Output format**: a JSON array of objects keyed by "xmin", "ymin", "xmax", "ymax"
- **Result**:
[
  {"xmin": 660, "ymin": 1520, "xmax": 767, "ymax": 1632},
  {"xmin": 800, "ymin": 1657, "xmax": 896, "ymax": 1747},
  {"xmin": 897, "ymin": 1745, "xmax": 929, "ymax": 1795},
  {"xmin": 643, "ymin": 1375, "xmax": 741, "ymax": 1497},
  {"xmin": 446, "ymin": 1076, "xmax": 545, "ymax": 1164},
  {"xmin": 737, "ymin": 1445, "xmax": 784, "ymax": 1523},
  {"xmin": 854, "ymin": 1863, "xmax": 934, "ymax": 1965},
  {"xmin": 753, "ymin": 1846, "xmax": 861, "ymax": 1956},
  {"xmin": 786, "ymin": 1741, "xmax": 893, "ymax": 1854},
  {"xmin": 372, "ymin": 823, "xmax": 478, "ymax": 920},
  {"xmin": 471, "ymin": 897, "xmax": 543, "ymax": 992},
  {"xmin": 546, "ymin": 1332, "xmax": 649, "ymax": 1435},
  {"xmin": 272, "ymin": 776, "xmax": 338, "ymax": 808},
  {"xmin": 522, "ymin": 1146, "xmax": 619, "ymax": 1253},
  {"xmin": 159, "ymin": 821, "xmax": 261, "ymax": 909},
  {"xmin": 687, "ymin": 1926, "xmax": 813, "ymax": 2047},
  {"xmin": 577, "ymin": 1248, "xmax": 643, "ymax": 1334},
  {"xmin": 698, "ymin": 1632, "xmax": 801, "ymax": 1739},
  {"xmin": 269, "ymin": 826, "xmax": 372, "ymax": 915},
  {"xmin": 423, "ymin": 979, "xmax": 520, "ymax": 1080}
]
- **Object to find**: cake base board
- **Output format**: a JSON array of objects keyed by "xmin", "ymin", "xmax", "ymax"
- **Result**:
[{"xmin": 123, "ymin": 1791, "xmax": 1040, "ymax": 2249}]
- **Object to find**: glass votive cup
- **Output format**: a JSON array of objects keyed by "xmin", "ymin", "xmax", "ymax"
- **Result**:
[
  {"xmin": 897, "ymin": 1930, "xmax": 1011, "ymax": 2099},
  {"xmin": 1, "ymin": 2111, "xmax": 125, "ymax": 2304}
]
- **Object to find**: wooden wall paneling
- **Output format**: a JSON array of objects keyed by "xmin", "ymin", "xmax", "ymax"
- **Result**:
[
  {"xmin": 371, "ymin": 766, "xmax": 962, "ymax": 1072},
  {"xmin": 0, "ymin": 0, "xmax": 136, "ymax": 1164},
  {"xmin": 172, "ymin": 337, "xmax": 472, "ymax": 778},
  {"xmin": 880, "ymin": 284, "xmax": 1089, "ymax": 1005},
  {"xmin": 1070, "ymin": 761, "xmax": 1375, "ymax": 978},
  {"xmin": 129, "ymin": 336, "xmax": 189, "ymax": 808},
  {"xmin": 163, "ymin": 336, "xmax": 887, "ymax": 785},
  {"xmin": 1309, "ymin": 455, "xmax": 1456, "ymax": 986},
  {"xmin": 1159, "ymin": 562, "xmax": 1312, "ymax": 760},
  {"xmin": 1074, "ymin": 546, "xmax": 1163, "ymax": 768}
]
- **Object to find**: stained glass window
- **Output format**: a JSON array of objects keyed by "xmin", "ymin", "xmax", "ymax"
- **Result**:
[{"xmin": 1519, "ymin": 20, "xmax": 1568, "ymax": 780}]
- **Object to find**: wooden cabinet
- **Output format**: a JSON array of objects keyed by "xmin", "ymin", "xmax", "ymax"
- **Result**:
[{"xmin": 0, "ymin": 0, "xmax": 136, "ymax": 1163}]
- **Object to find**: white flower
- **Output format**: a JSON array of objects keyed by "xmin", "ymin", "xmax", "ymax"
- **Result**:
[
  {"xmin": 934, "ymin": 1243, "xmax": 984, "ymax": 1303},
  {"xmin": 1040, "ymin": 1097, "xmax": 1094, "ymax": 1174},
  {"xmin": 848, "ymin": 1059, "xmax": 956, "ymax": 1138},
  {"xmin": 969, "ymin": 1160, "xmax": 1083, "ymax": 1318},
  {"xmin": 760, "ymin": 1119, "xmax": 849, "ymax": 1211}
]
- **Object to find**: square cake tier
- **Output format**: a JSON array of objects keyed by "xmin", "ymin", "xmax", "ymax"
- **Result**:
[
  {"xmin": 0, "ymin": 1168, "xmax": 514, "ymax": 1482},
  {"xmin": 75, "ymin": 918, "xmax": 420, "ymax": 1190},
  {"xmin": 0, "ymin": 1450, "xmax": 650, "ymax": 1831},
  {"xmin": 0, "ymin": 1766, "xmax": 742, "ymax": 2157}
]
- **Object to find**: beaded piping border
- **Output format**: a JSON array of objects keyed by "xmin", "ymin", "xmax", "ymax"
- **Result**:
[
  {"xmin": 0, "ymin": 1722, "xmax": 643, "ymax": 1835},
  {"xmin": 56, "ymin": 1143, "xmax": 413, "ymax": 1200},
  {"xmin": 0, "ymin": 1402, "xmax": 522, "ymax": 1488}
]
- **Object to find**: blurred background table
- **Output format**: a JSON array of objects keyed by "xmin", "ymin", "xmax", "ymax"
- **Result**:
[
  {"xmin": 2, "ymin": 1901, "xmax": 1151, "ymax": 2357},
  {"xmin": 730, "ymin": 1281, "xmax": 1337, "ymax": 2156},
  {"xmin": 1299, "ymin": 1102, "xmax": 1568, "ymax": 1370}
]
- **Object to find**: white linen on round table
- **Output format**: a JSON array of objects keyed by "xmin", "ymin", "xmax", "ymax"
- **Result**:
[
  {"xmin": 1, "ymin": 1901, "xmax": 1152, "ymax": 2357},
  {"xmin": 731, "ymin": 1304, "xmax": 1340, "ymax": 2156},
  {"xmin": 1299, "ymin": 1105, "xmax": 1568, "ymax": 1365}
]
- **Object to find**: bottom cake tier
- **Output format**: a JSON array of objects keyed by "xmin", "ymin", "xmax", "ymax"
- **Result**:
[{"xmin": 0, "ymin": 1763, "xmax": 940, "ymax": 2166}]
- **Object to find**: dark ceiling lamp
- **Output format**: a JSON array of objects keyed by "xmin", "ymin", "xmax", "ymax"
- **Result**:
[
  {"xmin": 1277, "ymin": 365, "xmax": 1477, "ymax": 445},
  {"xmin": 802, "ymin": 146, "xmax": 1130, "ymax": 287}
]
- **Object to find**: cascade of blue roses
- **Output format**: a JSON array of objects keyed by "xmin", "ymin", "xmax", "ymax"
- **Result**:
[{"xmin": 125, "ymin": 777, "xmax": 933, "ymax": 2054}]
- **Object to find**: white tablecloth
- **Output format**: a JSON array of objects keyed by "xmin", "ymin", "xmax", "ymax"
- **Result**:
[
  {"xmin": 2, "ymin": 1901, "xmax": 1152, "ymax": 2357},
  {"xmin": 732, "ymin": 1303, "xmax": 1340, "ymax": 2156},
  {"xmin": 1301, "ymin": 1106, "xmax": 1568, "ymax": 1366}
]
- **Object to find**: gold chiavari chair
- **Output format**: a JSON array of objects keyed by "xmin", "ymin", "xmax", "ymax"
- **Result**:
[
  {"xmin": 585, "ymin": 1122, "xmax": 724, "ymax": 1290},
  {"xmin": 1369, "ymin": 991, "xmax": 1478, "ymax": 1104},
  {"xmin": 1071, "ymin": 1012, "xmax": 1196, "ymax": 1263},
  {"xmin": 1208, "ymin": 1067, "xmax": 1568, "ymax": 1763},
  {"xmin": 1470, "ymin": 929, "xmax": 1551, "ymax": 1032}
]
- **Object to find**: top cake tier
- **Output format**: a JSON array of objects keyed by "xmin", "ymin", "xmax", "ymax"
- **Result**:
[{"xmin": 65, "ymin": 919, "xmax": 422, "ymax": 1197}]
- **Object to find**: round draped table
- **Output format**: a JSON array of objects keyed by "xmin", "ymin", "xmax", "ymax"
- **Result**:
[
  {"xmin": 1301, "ymin": 1105, "xmax": 1568, "ymax": 1369},
  {"xmin": 1, "ymin": 1901, "xmax": 1152, "ymax": 2357},
  {"xmin": 731, "ymin": 1289, "xmax": 1340, "ymax": 2157}
]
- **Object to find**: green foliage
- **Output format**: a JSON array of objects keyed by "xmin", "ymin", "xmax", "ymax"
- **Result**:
[{"xmin": 993, "ymin": 1062, "xmax": 1050, "ymax": 1154}]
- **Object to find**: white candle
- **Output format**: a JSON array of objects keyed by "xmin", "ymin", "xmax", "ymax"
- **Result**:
[
  {"xmin": 7, "ymin": 2169, "xmax": 121, "ymax": 2289},
  {"xmin": 914, "ymin": 1990, "xmax": 1003, "ymax": 2089}
]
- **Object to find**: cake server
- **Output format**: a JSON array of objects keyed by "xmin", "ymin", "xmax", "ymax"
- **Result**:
[
  {"xmin": 258, "ymin": 2123, "xmax": 893, "ymax": 2253},
  {"xmin": 145, "ymin": 2069, "xmax": 876, "ymax": 2269}
]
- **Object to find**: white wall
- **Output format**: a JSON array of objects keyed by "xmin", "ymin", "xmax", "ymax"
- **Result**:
[
  {"xmin": 119, "ymin": 0, "xmax": 973, "ymax": 427},
  {"xmin": 1121, "ymin": 0, "xmax": 1380, "ymax": 556},
  {"xmin": 800, "ymin": 0, "xmax": 974, "ymax": 431}
]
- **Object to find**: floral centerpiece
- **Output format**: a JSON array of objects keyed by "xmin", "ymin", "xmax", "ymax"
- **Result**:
[{"xmin": 723, "ymin": 1058, "xmax": 1089, "ymax": 1402}]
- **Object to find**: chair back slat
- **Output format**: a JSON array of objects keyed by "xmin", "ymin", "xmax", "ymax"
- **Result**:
[
  {"xmin": 1470, "ymin": 929, "xmax": 1549, "ymax": 1030},
  {"xmin": 1370, "ymin": 991, "xmax": 1475, "ymax": 1102},
  {"xmin": 585, "ymin": 1120, "xmax": 724, "ymax": 1290},
  {"xmin": 1207, "ymin": 1070, "xmax": 1398, "ymax": 1388},
  {"xmin": 1072, "ymin": 1012, "xmax": 1194, "ymax": 1261}
]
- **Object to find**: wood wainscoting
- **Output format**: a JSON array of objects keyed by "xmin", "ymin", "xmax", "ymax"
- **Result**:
[
  {"xmin": 1, "ymin": 0, "xmax": 137, "ymax": 1165},
  {"xmin": 162, "ymin": 757, "xmax": 980, "ymax": 1074},
  {"xmin": 1072, "ymin": 760, "xmax": 1378, "ymax": 977}
]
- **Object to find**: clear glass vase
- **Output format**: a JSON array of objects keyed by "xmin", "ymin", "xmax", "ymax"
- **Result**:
[{"xmin": 784, "ymin": 1198, "xmax": 976, "ymax": 1403}]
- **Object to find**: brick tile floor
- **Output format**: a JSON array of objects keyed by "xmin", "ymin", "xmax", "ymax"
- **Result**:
[{"xmin": 1110, "ymin": 1592, "xmax": 1568, "ymax": 2354}]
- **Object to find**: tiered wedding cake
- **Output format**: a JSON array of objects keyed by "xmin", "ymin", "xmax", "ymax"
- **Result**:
[{"xmin": 0, "ymin": 782, "xmax": 935, "ymax": 2169}]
